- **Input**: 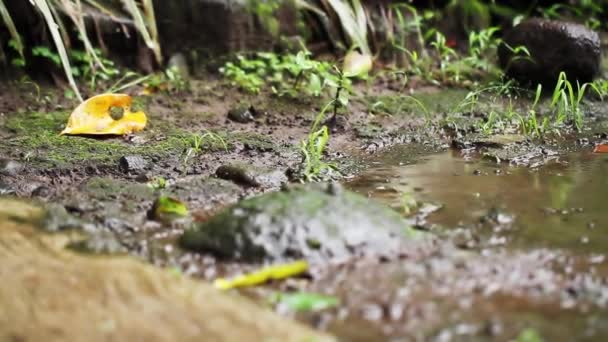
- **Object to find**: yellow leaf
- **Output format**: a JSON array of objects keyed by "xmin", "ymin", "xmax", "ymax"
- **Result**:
[
  {"xmin": 60, "ymin": 93, "xmax": 147, "ymax": 135},
  {"xmin": 214, "ymin": 260, "xmax": 308, "ymax": 290}
]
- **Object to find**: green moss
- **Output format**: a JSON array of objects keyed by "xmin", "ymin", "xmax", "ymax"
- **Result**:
[
  {"xmin": 230, "ymin": 131, "xmax": 278, "ymax": 152},
  {"xmin": 85, "ymin": 177, "xmax": 155, "ymax": 201},
  {"xmin": 2, "ymin": 108, "xmax": 294, "ymax": 169},
  {"xmin": 2, "ymin": 111, "xmax": 196, "ymax": 168},
  {"xmin": 367, "ymin": 89, "xmax": 469, "ymax": 116}
]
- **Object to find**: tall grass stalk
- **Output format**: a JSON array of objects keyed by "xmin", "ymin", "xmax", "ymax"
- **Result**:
[
  {"xmin": 324, "ymin": 0, "xmax": 370, "ymax": 54},
  {"xmin": 0, "ymin": 0, "xmax": 23, "ymax": 59},
  {"xmin": 59, "ymin": 0, "xmax": 108, "ymax": 73},
  {"xmin": 31, "ymin": 0, "xmax": 83, "ymax": 101},
  {"xmin": 121, "ymin": 0, "xmax": 162, "ymax": 64}
]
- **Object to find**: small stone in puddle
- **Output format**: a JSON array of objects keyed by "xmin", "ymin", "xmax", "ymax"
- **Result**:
[
  {"xmin": 0, "ymin": 180, "xmax": 15, "ymax": 195},
  {"xmin": 228, "ymin": 106, "xmax": 258, "ymax": 123},
  {"xmin": 180, "ymin": 182, "xmax": 427, "ymax": 263},
  {"xmin": 119, "ymin": 155, "xmax": 148, "ymax": 173},
  {"xmin": 215, "ymin": 163, "xmax": 287, "ymax": 188},
  {"xmin": 31, "ymin": 186, "xmax": 51, "ymax": 198},
  {"xmin": 0, "ymin": 159, "xmax": 23, "ymax": 176}
]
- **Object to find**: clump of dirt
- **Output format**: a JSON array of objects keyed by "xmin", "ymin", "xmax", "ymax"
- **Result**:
[{"xmin": 0, "ymin": 198, "xmax": 332, "ymax": 342}]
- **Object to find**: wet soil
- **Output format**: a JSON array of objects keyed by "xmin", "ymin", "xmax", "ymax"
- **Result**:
[
  {"xmin": 1, "ymin": 75, "xmax": 608, "ymax": 341},
  {"xmin": 0, "ymin": 199, "xmax": 331, "ymax": 342}
]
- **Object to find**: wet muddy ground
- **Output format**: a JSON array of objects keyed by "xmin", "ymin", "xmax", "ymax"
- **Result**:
[{"xmin": 1, "ymin": 75, "xmax": 608, "ymax": 341}]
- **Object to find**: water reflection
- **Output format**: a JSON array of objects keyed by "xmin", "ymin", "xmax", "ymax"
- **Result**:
[{"xmin": 348, "ymin": 147, "xmax": 608, "ymax": 253}]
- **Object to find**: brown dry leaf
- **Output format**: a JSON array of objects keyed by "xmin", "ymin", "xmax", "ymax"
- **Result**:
[
  {"xmin": 60, "ymin": 93, "xmax": 147, "ymax": 135},
  {"xmin": 594, "ymin": 144, "xmax": 608, "ymax": 153}
]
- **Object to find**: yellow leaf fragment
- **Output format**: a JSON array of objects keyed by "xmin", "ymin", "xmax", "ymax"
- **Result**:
[
  {"xmin": 60, "ymin": 93, "xmax": 147, "ymax": 135},
  {"xmin": 343, "ymin": 50, "xmax": 373, "ymax": 78},
  {"xmin": 214, "ymin": 260, "xmax": 309, "ymax": 290}
]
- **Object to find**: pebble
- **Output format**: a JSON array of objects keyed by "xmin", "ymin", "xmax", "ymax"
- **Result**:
[
  {"xmin": 0, "ymin": 159, "xmax": 23, "ymax": 176},
  {"xmin": 119, "ymin": 155, "xmax": 148, "ymax": 173},
  {"xmin": 227, "ymin": 106, "xmax": 257, "ymax": 123},
  {"xmin": 0, "ymin": 179, "xmax": 15, "ymax": 195}
]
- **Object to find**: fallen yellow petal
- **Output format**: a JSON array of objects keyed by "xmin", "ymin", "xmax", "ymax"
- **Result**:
[
  {"xmin": 60, "ymin": 93, "xmax": 147, "ymax": 135},
  {"xmin": 214, "ymin": 260, "xmax": 309, "ymax": 290}
]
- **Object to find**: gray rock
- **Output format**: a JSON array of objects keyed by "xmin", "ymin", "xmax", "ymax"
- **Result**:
[
  {"xmin": 452, "ymin": 134, "xmax": 526, "ymax": 150},
  {"xmin": 0, "ymin": 159, "xmax": 23, "ymax": 176},
  {"xmin": 228, "ymin": 106, "xmax": 257, "ymax": 123},
  {"xmin": 119, "ymin": 155, "xmax": 148, "ymax": 173},
  {"xmin": 180, "ymin": 183, "xmax": 426, "ymax": 263},
  {"xmin": 216, "ymin": 163, "xmax": 287, "ymax": 188},
  {"xmin": 498, "ymin": 18, "xmax": 601, "ymax": 85},
  {"xmin": 167, "ymin": 53, "xmax": 190, "ymax": 79},
  {"xmin": 0, "ymin": 179, "xmax": 14, "ymax": 195},
  {"xmin": 31, "ymin": 186, "xmax": 52, "ymax": 198},
  {"xmin": 43, "ymin": 204, "xmax": 82, "ymax": 232}
]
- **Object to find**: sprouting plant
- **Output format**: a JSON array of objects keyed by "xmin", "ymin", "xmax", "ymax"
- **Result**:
[
  {"xmin": 300, "ymin": 101, "xmax": 338, "ymax": 182},
  {"xmin": 390, "ymin": 4, "xmax": 431, "ymax": 60},
  {"xmin": 143, "ymin": 65, "xmax": 189, "ymax": 93},
  {"xmin": 400, "ymin": 191, "xmax": 417, "ymax": 215},
  {"xmin": 182, "ymin": 130, "xmax": 228, "ymax": 171},
  {"xmin": 480, "ymin": 110, "xmax": 500, "ymax": 135},
  {"xmin": 69, "ymin": 49, "xmax": 120, "ymax": 90},
  {"xmin": 147, "ymin": 177, "xmax": 167, "ymax": 190},
  {"xmin": 591, "ymin": 79, "xmax": 608, "ymax": 98},
  {"xmin": 32, "ymin": 46, "xmax": 61, "ymax": 65},
  {"xmin": 429, "ymin": 31, "xmax": 459, "ymax": 82},
  {"xmin": 246, "ymin": 0, "xmax": 281, "ymax": 36},
  {"xmin": 465, "ymin": 26, "xmax": 501, "ymax": 72},
  {"xmin": 220, "ymin": 51, "xmax": 341, "ymax": 97},
  {"xmin": 539, "ymin": 2, "xmax": 604, "ymax": 30},
  {"xmin": 550, "ymin": 72, "xmax": 600, "ymax": 131},
  {"xmin": 0, "ymin": 0, "xmax": 161, "ymax": 102},
  {"xmin": 32, "ymin": 46, "xmax": 121, "ymax": 91},
  {"xmin": 220, "ymin": 56, "xmax": 265, "ymax": 93},
  {"xmin": 8, "ymin": 39, "xmax": 25, "ymax": 67}
]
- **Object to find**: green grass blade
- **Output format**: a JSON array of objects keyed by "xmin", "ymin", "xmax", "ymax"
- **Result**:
[
  {"xmin": 0, "ymin": 0, "xmax": 24, "ymax": 58},
  {"xmin": 325, "ymin": 0, "xmax": 370, "ymax": 54},
  {"xmin": 31, "ymin": 0, "xmax": 83, "ymax": 102},
  {"xmin": 121, "ymin": 0, "xmax": 162, "ymax": 64},
  {"xmin": 58, "ymin": 0, "xmax": 108, "ymax": 73}
]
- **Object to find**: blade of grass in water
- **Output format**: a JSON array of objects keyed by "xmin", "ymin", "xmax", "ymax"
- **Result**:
[
  {"xmin": 0, "ymin": 0, "xmax": 24, "ymax": 58},
  {"xmin": 31, "ymin": 0, "xmax": 83, "ymax": 102}
]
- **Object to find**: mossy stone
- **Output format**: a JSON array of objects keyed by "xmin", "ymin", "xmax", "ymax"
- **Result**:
[{"xmin": 180, "ymin": 183, "xmax": 424, "ymax": 263}]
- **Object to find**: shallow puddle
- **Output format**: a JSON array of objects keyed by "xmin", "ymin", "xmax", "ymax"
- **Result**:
[
  {"xmin": 348, "ymin": 147, "xmax": 608, "ymax": 254},
  {"xmin": 329, "ymin": 146, "xmax": 608, "ymax": 340}
]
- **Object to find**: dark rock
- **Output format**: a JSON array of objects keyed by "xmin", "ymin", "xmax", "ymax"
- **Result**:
[
  {"xmin": 0, "ymin": 159, "xmax": 23, "ymax": 176},
  {"xmin": 119, "ymin": 155, "xmax": 148, "ymax": 173},
  {"xmin": 216, "ymin": 163, "xmax": 287, "ymax": 188},
  {"xmin": 483, "ymin": 144, "xmax": 558, "ymax": 167},
  {"xmin": 31, "ymin": 186, "xmax": 51, "ymax": 198},
  {"xmin": 452, "ymin": 134, "xmax": 526, "ymax": 150},
  {"xmin": 228, "ymin": 106, "xmax": 258, "ymax": 123},
  {"xmin": 180, "ymin": 183, "xmax": 427, "ymax": 263},
  {"xmin": 43, "ymin": 204, "xmax": 82, "ymax": 232},
  {"xmin": 498, "ymin": 18, "xmax": 601, "ymax": 85}
]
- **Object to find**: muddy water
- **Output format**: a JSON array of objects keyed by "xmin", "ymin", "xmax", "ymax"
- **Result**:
[
  {"xmin": 349, "ymin": 147, "xmax": 608, "ymax": 254},
  {"xmin": 331, "ymin": 146, "xmax": 608, "ymax": 341}
]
